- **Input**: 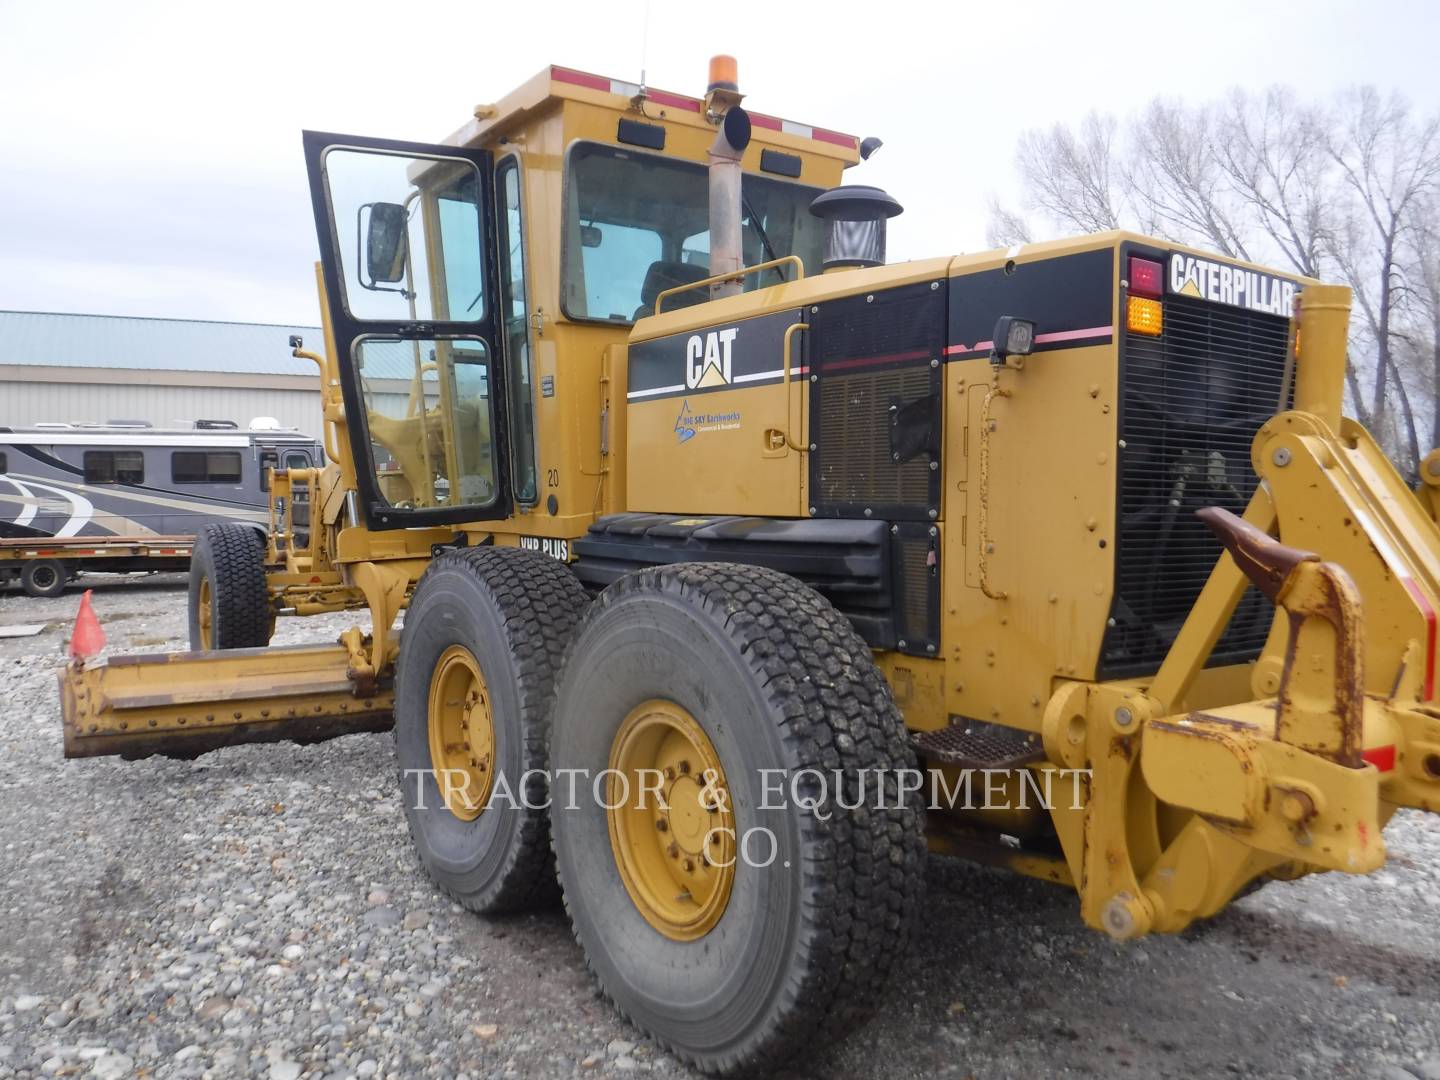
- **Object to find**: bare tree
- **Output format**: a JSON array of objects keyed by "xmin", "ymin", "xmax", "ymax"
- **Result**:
[
  {"xmin": 1327, "ymin": 86, "xmax": 1440, "ymax": 459},
  {"xmin": 1127, "ymin": 99, "xmax": 1252, "ymax": 260},
  {"xmin": 1012, "ymin": 112, "xmax": 1125, "ymax": 236},
  {"xmin": 1404, "ymin": 191, "xmax": 1440, "ymax": 448},
  {"xmin": 984, "ymin": 197, "xmax": 1032, "ymax": 249},
  {"xmin": 1215, "ymin": 87, "xmax": 1332, "ymax": 278}
]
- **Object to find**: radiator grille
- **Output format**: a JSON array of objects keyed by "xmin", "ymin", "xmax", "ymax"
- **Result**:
[
  {"xmin": 816, "ymin": 368, "xmax": 934, "ymax": 507},
  {"xmin": 1102, "ymin": 292, "xmax": 1291, "ymax": 676}
]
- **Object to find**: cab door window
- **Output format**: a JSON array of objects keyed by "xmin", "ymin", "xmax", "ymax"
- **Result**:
[
  {"xmin": 496, "ymin": 157, "xmax": 537, "ymax": 506},
  {"xmin": 320, "ymin": 148, "xmax": 488, "ymax": 325},
  {"xmin": 305, "ymin": 131, "xmax": 510, "ymax": 527},
  {"xmin": 354, "ymin": 337, "xmax": 499, "ymax": 510}
]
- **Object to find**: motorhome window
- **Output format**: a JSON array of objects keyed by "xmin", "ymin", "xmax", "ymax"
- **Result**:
[
  {"xmin": 0, "ymin": 452, "xmax": 6, "ymax": 473},
  {"xmin": 84, "ymin": 450, "xmax": 144, "ymax": 485},
  {"xmin": 561, "ymin": 142, "xmax": 826, "ymax": 323},
  {"xmin": 172, "ymin": 451, "xmax": 243, "ymax": 484},
  {"xmin": 283, "ymin": 450, "xmax": 311, "ymax": 470}
]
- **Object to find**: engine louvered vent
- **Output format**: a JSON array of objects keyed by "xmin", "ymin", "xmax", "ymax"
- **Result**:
[
  {"xmin": 1102, "ymin": 291, "xmax": 1291, "ymax": 677},
  {"xmin": 816, "ymin": 368, "xmax": 934, "ymax": 507},
  {"xmin": 808, "ymin": 280, "xmax": 944, "ymax": 520}
]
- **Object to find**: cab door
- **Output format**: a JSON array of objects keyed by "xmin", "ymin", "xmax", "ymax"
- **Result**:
[{"xmin": 302, "ymin": 131, "xmax": 511, "ymax": 530}]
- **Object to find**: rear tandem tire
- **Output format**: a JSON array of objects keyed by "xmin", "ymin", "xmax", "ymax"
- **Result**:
[
  {"xmin": 187, "ymin": 524, "xmax": 271, "ymax": 650},
  {"xmin": 394, "ymin": 547, "xmax": 590, "ymax": 913},
  {"xmin": 549, "ymin": 563, "xmax": 926, "ymax": 1075},
  {"xmin": 21, "ymin": 559, "xmax": 68, "ymax": 598}
]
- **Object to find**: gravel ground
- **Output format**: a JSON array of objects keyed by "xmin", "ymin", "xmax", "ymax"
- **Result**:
[{"xmin": 1, "ymin": 575, "xmax": 1438, "ymax": 1080}]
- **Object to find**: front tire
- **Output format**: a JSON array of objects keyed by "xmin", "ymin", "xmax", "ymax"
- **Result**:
[
  {"xmin": 394, "ymin": 547, "xmax": 589, "ymax": 913},
  {"xmin": 550, "ymin": 563, "xmax": 925, "ymax": 1074},
  {"xmin": 187, "ymin": 524, "xmax": 270, "ymax": 650}
]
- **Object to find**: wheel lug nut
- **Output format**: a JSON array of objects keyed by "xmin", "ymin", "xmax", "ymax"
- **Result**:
[
  {"xmin": 683, "ymin": 859, "xmax": 694, "ymax": 872},
  {"xmin": 655, "ymin": 819, "xmax": 668, "ymax": 832},
  {"xmin": 664, "ymin": 767, "xmax": 676, "ymax": 780},
  {"xmin": 678, "ymin": 760, "xmax": 691, "ymax": 775},
  {"xmin": 667, "ymin": 842, "xmax": 679, "ymax": 859}
]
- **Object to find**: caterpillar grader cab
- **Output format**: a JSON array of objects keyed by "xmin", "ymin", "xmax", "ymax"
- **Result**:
[{"xmin": 59, "ymin": 57, "xmax": 1440, "ymax": 1074}]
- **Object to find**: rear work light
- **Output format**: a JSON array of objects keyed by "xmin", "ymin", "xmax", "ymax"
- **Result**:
[
  {"xmin": 1127, "ymin": 295, "xmax": 1163, "ymax": 336},
  {"xmin": 1129, "ymin": 256, "xmax": 1163, "ymax": 298}
]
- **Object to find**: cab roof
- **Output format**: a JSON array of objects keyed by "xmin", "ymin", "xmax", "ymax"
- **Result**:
[{"xmin": 439, "ymin": 64, "xmax": 862, "ymax": 166}]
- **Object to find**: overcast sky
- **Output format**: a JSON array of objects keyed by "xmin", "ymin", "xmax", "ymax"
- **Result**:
[{"xmin": 1, "ymin": 0, "xmax": 1436, "ymax": 327}]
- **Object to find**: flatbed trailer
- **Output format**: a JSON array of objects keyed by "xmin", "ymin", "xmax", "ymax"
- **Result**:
[{"xmin": 0, "ymin": 535, "xmax": 194, "ymax": 597}]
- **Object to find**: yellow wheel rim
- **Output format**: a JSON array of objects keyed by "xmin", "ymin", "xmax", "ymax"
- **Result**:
[
  {"xmin": 197, "ymin": 577, "xmax": 213, "ymax": 650},
  {"xmin": 607, "ymin": 699, "xmax": 735, "ymax": 941},
  {"xmin": 426, "ymin": 644, "xmax": 496, "ymax": 822}
]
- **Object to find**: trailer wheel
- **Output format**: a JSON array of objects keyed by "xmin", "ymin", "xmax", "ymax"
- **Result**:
[
  {"xmin": 550, "ymin": 563, "xmax": 925, "ymax": 1075},
  {"xmin": 188, "ymin": 524, "xmax": 271, "ymax": 650},
  {"xmin": 21, "ymin": 559, "xmax": 68, "ymax": 598},
  {"xmin": 394, "ymin": 547, "xmax": 589, "ymax": 913}
]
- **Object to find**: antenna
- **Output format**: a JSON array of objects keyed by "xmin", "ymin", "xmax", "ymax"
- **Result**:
[{"xmin": 639, "ymin": 0, "xmax": 651, "ymax": 93}]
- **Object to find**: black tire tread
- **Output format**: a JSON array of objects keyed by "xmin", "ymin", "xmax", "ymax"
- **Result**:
[
  {"xmin": 554, "ymin": 562, "xmax": 925, "ymax": 1075},
  {"xmin": 193, "ymin": 523, "xmax": 270, "ymax": 649},
  {"xmin": 21, "ymin": 559, "xmax": 68, "ymax": 598},
  {"xmin": 396, "ymin": 546, "xmax": 589, "ymax": 913}
]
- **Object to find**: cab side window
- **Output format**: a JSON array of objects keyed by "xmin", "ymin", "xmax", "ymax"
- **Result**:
[{"xmin": 497, "ymin": 157, "xmax": 538, "ymax": 506}]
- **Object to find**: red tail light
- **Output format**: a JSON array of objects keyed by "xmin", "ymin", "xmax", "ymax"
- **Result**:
[{"xmin": 1129, "ymin": 257, "xmax": 1163, "ymax": 299}]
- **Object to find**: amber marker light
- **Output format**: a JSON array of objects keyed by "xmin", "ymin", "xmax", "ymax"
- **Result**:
[{"xmin": 1127, "ymin": 295, "xmax": 1164, "ymax": 336}]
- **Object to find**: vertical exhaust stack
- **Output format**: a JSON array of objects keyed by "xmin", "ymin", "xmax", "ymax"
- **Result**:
[{"xmin": 705, "ymin": 55, "xmax": 751, "ymax": 300}]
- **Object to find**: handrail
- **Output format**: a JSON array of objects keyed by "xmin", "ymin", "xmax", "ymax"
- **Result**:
[
  {"xmin": 774, "ymin": 321, "xmax": 809, "ymax": 452},
  {"xmin": 293, "ymin": 347, "xmax": 343, "ymax": 467},
  {"xmin": 653, "ymin": 255, "xmax": 805, "ymax": 316}
]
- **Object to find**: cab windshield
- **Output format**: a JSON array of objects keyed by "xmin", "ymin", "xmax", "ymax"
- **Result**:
[{"xmin": 562, "ymin": 142, "xmax": 825, "ymax": 323}]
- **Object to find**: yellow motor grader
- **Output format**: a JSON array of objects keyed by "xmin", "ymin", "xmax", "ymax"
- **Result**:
[{"xmin": 59, "ymin": 56, "xmax": 1440, "ymax": 1074}]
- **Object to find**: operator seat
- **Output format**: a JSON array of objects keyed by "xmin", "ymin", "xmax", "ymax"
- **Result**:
[{"xmin": 633, "ymin": 261, "xmax": 711, "ymax": 322}]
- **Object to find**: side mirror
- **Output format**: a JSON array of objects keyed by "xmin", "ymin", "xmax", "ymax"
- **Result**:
[{"xmin": 363, "ymin": 202, "xmax": 408, "ymax": 286}]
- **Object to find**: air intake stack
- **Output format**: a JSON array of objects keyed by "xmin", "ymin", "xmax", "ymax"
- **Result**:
[{"xmin": 809, "ymin": 185, "xmax": 904, "ymax": 272}]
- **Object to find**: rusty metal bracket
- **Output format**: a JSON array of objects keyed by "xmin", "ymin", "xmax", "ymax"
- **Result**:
[
  {"xmin": 347, "ymin": 559, "xmax": 416, "ymax": 689},
  {"xmin": 1199, "ymin": 506, "xmax": 1364, "ymax": 766},
  {"xmin": 976, "ymin": 376, "xmax": 1013, "ymax": 601}
]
